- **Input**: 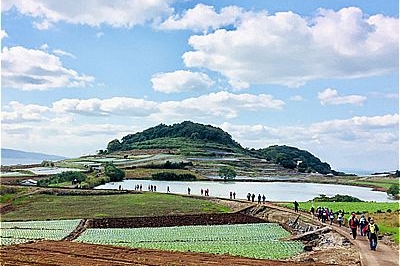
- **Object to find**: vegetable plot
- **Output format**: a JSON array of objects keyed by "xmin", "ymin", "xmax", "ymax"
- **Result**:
[
  {"xmin": 76, "ymin": 223, "xmax": 303, "ymax": 259},
  {"xmin": 1, "ymin": 219, "xmax": 81, "ymax": 246}
]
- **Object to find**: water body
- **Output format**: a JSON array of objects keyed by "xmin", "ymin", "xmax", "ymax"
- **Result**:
[{"xmin": 96, "ymin": 179, "xmax": 396, "ymax": 202}]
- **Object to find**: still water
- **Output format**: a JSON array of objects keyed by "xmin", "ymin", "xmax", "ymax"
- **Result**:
[{"xmin": 96, "ymin": 179, "xmax": 396, "ymax": 202}]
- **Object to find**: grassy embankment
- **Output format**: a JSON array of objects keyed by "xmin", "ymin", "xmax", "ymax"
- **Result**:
[
  {"xmin": 280, "ymin": 202, "xmax": 400, "ymax": 244},
  {"xmin": 350, "ymin": 178, "xmax": 399, "ymax": 190},
  {"xmin": 1, "ymin": 190, "xmax": 231, "ymax": 221}
]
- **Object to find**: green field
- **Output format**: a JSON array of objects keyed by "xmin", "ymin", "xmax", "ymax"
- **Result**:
[
  {"xmin": 1, "ymin": 193, "xmax": 231, "ymax": 221},
  {"xmin": 350, "ymin": 178, "xmax": 399, "ymax": 190},
  {"xmin": 76, "ymin": 223, "xmax": 303, "ymax": 259},
  {"xmin": 1, "ymin": 219, "xmax": 81, "ymax": 246}
]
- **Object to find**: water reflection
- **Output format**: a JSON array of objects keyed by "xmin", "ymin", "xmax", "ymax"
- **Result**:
[{"xmin": 96, "ymin": 179, "xmax": 395, "ymax": 202}]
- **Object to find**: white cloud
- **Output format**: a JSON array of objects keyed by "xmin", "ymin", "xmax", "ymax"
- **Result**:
[
  {"xmin": 1, "ymin": 101, "xmax": 51, "ymax": 123},
  {"xmin": 52, "ymin": 48, "xmax": 76, "ymax": 58},
  {"xmin": 1, "ymin": 29, "xmax": 8, "ymax": 39},
  {"xmin": 1, "ymin": 92, "xmax": 284, "ymax": 157},
  {"xmin": 158, "ymin": 4, "xmax": 245, "ymax": 32},
  {"xmin": 2, "ymin": 0, "xmax": 174, "ymax": 29},
  {"xmin": 1, "ymin": 120, "xmax": 134, "ymax": 157},
  {"xmin": 1, "ymin": 46, "xmax": 94, "ymax": 90},
  {"xmin": 157, "ymin": 91, "xmax": 284, "ymax": 120},
  {"xmin": 290, "ymin": 95, "xmax": 304, "ymax": 101},
  {"xmin": 220, "ymin": 114, "xmax": 399, "ymax": 171},
  {"xmin": 151, "ymin": 70, "xmax": 215, "ymax": 93},
  {"xmin": 183, "ymin": 7, "xmax": 398, "ymax": 88},
  {"xmin": 40, "ymin": 44, "xmax": 49, "ymax": 50},
  {"xmin": 52, "ymin": 97, "xmax": 159, "ymax": 116},
  {"xmin": 318, "ymin": 88, "xmax": 367, "ymax": 105},
  {"xmin": 96, "ymin": 31, "xmax": 104, "ymax": 38}
]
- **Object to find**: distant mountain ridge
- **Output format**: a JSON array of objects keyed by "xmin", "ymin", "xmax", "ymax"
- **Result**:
[
  {"xmin": 1, "ymin": 148, "xmax": 66, "ymax": 165},
  {"xmin": 106, "ymin": 121, "xmax": 334, "ymax": 175}
]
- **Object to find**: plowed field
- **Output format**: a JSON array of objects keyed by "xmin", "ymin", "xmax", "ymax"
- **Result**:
[
  {"xmin": 88, "ymin": 212, "xmax": 265, "ymax": 228},
  {"xmin": 0, "ymin": 240, "xmax": 324, "ymax": 266}
]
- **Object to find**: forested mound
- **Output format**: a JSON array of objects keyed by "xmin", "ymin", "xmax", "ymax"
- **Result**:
[
  {"xmin": 107, "ymin": 121, "xmax": 242, "ymax": 152},
  {"xmin": 250, "ymin": 145, "xmax": 332, "ymax": 175},
  {"xmin": 105, "ymin": 121, "xmax": 333, "ymax": 175}
]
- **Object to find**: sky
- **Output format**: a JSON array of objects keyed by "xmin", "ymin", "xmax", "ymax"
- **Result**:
[{"xmin": 1, "ymin": 0, "xmax": 399, "ymax": 174}]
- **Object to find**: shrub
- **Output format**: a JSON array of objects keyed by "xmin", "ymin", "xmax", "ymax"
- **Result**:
[
  {"xmin": 152, "ymin": 172, "xmax": 196, "ymax": 181},
  {"xmin": 37, "ymin": 171, "xmax": 86, "ymax": 187},
  {"xmin": 104, "ymin": 163, "xmax": 125, "ymax": 182}
]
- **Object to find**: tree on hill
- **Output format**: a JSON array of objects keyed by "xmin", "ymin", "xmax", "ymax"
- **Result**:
[
  {"xmin": 108, "ymin": 121, "xmax": 242, "ymax": 152},
  {"xmin": 387, "ymin": 184, "xmax": 399, "ymax": 199},
  {"xmin": 104, "ymin": 163, "xmax": 125, "ymax": 182},
  {"xmin": 218, "ymin": 166, "xmax": 237, "ymax": 180},
  {"xmin": 107, "ymin": 139, "xmax": 122, "ymax": 153},
  {"xmin": 251, "ymin": 145, "xmax": 331, "ymax": 175}
]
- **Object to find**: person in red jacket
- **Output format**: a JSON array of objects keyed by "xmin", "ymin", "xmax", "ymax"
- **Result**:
[{"xmin": 348, "ymin": 212, "xmax": 359, "ymax": 239}]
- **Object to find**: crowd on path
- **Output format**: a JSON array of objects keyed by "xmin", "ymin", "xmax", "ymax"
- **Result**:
[
  {"xmin": 246, "ymin": 192, "xmax": 267, "ymax": 204},
  {"xmin": 307, "ymin": 204, "xmax": 380, "ymax": 251}
]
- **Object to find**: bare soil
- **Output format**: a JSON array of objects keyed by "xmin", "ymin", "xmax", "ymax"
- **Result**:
[
  {"xmin": 0, "ymin": 241, "xmax": 325, "ymax": 266},
  {"xmin": 88, "ymin": 212, "xmax": 264, "ymax": 228}
]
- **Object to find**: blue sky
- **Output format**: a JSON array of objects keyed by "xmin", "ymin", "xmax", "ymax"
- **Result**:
[{"xmin": 1, "ymin": 0, "xmax": 398, "ymax": 173}]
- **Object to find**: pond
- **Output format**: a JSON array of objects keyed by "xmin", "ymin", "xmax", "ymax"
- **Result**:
[{"xmin": 96, "ymin": 179, "xmax": 396, "ymax": 202}]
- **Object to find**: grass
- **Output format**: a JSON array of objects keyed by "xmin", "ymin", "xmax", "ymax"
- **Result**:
[
  {"xmin": 0, "ymin": 186, "xmax": 29, "ymax": 204},
  {"xmin": 1, "ymin": 192, "xmax": 231, "ymax": 221},
  {"xmin": 279, "ymin": 201, "xmax": 400, "ymax": 243},
  {"xmin": 351, "ymin": 179, "xmax": 399, "ymax": 190}
]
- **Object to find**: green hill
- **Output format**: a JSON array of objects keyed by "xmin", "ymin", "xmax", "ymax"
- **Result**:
[
  {"xmin": 106, "ymin": 121, "xmax": 333, "ymax": 175},
  {"xmin": 107, "ymin": 121, "xmax": 243, "ymax": 153},
  {"xmin": 249, "ymin": 145, "xmax": 332, "ymax": 175}
]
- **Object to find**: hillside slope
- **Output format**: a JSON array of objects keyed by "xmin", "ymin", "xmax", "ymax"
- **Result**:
[{"xmin": 106, "ymin": 121, "xmax": 333, "ymax": 175}]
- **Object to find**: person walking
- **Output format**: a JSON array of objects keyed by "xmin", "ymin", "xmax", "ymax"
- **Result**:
[
  {"xmin": 262, "ymin": 194, "xmax": 266, "ymax": 204},
  {"xmin": 257, "ymin": 194, "xmax": 261, "ymax": 204},
  {"xmin": 187, "ymin": 187, "xmax": 191, "ymax": 195},
  {"xmin": 233, "ymin": 192, "xmax": 236, "ymax": 199},
  {"xmin": 293, "ymin": 201, "xmax": 299, "ymax": 212},
  {"xmin": 329, "ymin": 209, "xmax": 335, "ymax": 225},
  {"xmin": 348, "ymin": 212, "xmax": 359, "ymax": 239},
  {"xmin": 337, "ymin": 211, "xmax": 343, "ymax": 227},
  {"xmin": 359, "ymin": 214, "xmax": 367, "ymax": 236},
  {"xmin": 251, "ymin": 193, "xmax": 255, "ymax": 202},
  {"xmin": 310, "ymin": 205, "xmax": 315, "ymax": 218},
  {"xmin": 366, "ymin": 218, "xmax": 379, "ymax": 250}
]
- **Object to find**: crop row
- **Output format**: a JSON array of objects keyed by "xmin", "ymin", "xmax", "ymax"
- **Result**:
[
  {"xmin": 0, "ymin": 219, "xmax": 81, "ymax": 246},
  {"xmin": 1, "ymin": 219, "xmax": 81, "ymax": 230},
  {"xmin": 75, "ymin": 223, "xmax": 303, "ymax": 259}
]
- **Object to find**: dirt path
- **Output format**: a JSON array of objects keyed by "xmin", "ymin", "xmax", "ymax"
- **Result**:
[{"xmin": 261, "ymin": 202, "xmax": 399, "ymax": 266}]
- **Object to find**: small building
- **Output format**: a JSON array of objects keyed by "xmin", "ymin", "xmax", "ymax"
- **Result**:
[{"xmin": 20, "ymin": 179, "xmax": 38, "ymax": 186}]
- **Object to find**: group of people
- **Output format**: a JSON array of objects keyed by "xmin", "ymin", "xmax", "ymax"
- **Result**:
[
  {"xmin": 200, "ymin": 188, "xmax": 210, "ymax": 196},
  {"xmin": 348, "ymin": 212, "xmax": 379, "ymax": 250},
  {"xmin": 310, "ymin": 206, "xmax": 336, "ymax": 225},
  {"xmin": 229, "ymin": 191, "xmax": 236, "ymax": 199},
  {"xmin": 147, "ymin": 184, "xmax": 157, "ymax": 192},
  {"xmin": 246, "ymin": 193, "xmax": 267, "ymax": 204},
  {"xmin": 309, "ymin": 205, "xmax": 380, "ymax": 251}
]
